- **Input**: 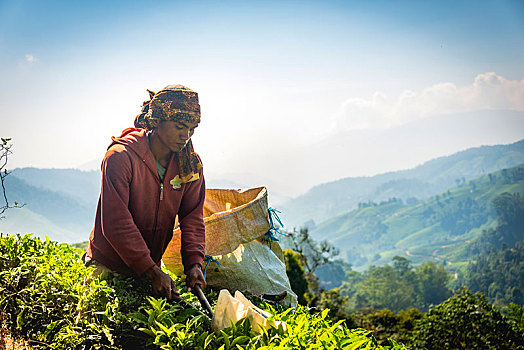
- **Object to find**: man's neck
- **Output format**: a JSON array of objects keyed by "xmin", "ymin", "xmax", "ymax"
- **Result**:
[{"xmin": 148, "ymin": 131, "xmax": 171, "ymax": 167}]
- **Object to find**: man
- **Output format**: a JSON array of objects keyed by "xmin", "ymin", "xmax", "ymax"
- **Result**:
[{"xmin": 85, "ymin": 84, "xmax": 206, "ymax": 301}]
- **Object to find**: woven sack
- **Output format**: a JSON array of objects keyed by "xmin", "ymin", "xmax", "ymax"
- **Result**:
[{"xmin": 163, "ymin": 187, "xmax": 297, "ymax": 305}]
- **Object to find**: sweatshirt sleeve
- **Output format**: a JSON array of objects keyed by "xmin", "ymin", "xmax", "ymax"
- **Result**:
[
  {"xmin": 178, "ymin": 169, "xmax": 206, "ymax": 273},
  {"xmin": 100, "ymin": 147, "xmax": 156, "ymax": 276}
]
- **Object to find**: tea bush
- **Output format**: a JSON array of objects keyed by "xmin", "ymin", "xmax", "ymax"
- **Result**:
[
  {"xmin": 409, "ymin": 288, "xmax": 524, "ymax": 349},
  {"xmin": 0, "ymin": 234, "xmax": 407, "ymax": 349}
]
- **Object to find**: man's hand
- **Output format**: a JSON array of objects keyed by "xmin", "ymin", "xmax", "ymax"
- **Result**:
[
  {"xmin": 185, "ymin": 263, "xmax": 206, "ymax": 292},
  {"xmin": 145, "ymin": 265, "xmax": 181, "ymax": 302}
]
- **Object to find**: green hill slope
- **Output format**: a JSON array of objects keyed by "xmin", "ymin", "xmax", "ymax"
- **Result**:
[
  {"xmin": 282, "ymin": 139, "xmax": 524, "ymax": 228},
  {"xmin": 0, "ymin": 175, "xmax": 94, "ymax": 242},
  {"xmin": 310, "ymin": 164, "xmax": 524, "ymax": 271},
  {"xmin": 10, "ymin": 167, "xmax": 101, "ymax": 206}
]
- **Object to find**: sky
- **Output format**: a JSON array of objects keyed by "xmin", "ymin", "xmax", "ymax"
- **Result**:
[{"xmin": 1, "ymin": 0, "xmax": 524, "ymax": 197}]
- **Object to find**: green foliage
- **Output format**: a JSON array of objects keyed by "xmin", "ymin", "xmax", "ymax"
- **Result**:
[
  {"xmin": 283, "ymin": 139, "xmax": 524, "ymax": 232},
  {"xmin": 314, "ymin": 288, "xmax": 354, "ymax": 327},
  {"xmin": 285, "ymin": 227, "xmax": 340, "ymax": 276},
  {"xmin": 343, "ymin": 258, "xmax": 452, "ymax": 312},
  {"xmin": 0, "ymin": 233, "xmax": 158, "ymax": 348},
  {"xmin": 1, "ymin": 137, "xmax": 23, "ymax": 217},
  {"xmin": 309, "ymin": 164, "xmax": 524, "ymax": 270},
  {"xmin": 506, "ymin": 303, "xmax": 524, "ymax": 334},
  {"xmin": 349, "ymin": 264, "xmax": 417, "ymax": 313},
  {"xmin": 0, "ymin": 234, "xmax": 405, "ymax": 349},
  {"xmin": 468, "ymin": 191, "xmax": 524, "ymax": 255},
  {"xmin": 138, "ymin": 301, "xmax": 406, "ymax": 349},
  {"xmin": 283, "ymin": 227, "xmax": 341, "ymax": 305},
  {"xmin": 283, "ymin": 249, "xmax": 309, "ymax": 305},
  {"xmin": 414, "ymin": 260, "xmax": 453, "ymax": 309},
  {"xmin": 462, "ymin": 192, "xmax": 524, "ymax": 305},
  {"xmin": 352, "ymin": 308, "xmax": 423, "ymax": 346},
  {"xmin": 129, "ymin": 297, "xmax": 209, "ymax": 349},
  {"xmin": 315, "ymin": 259, "xmax": 352, "ymax": 289},
  {"xmin": 465, "ymin": 240, "xmax": 524, "ymax": 305},
  {"xmin": 410, "ymin": 288, "xmax": 524, "ymax": 350}
]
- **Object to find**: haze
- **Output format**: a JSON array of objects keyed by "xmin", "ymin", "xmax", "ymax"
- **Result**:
[{"xmin": 1, "ymin": 0, "xmax": 524, "ymax": 197}]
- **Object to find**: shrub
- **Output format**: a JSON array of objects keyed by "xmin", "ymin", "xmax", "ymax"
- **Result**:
[
  {"xmin": 0, "ymin": 234, "xmax": 406, "ymax": 349},
  {"xmin": 410, "ymin": 288, "xmax": 524, "ymax": 350}
]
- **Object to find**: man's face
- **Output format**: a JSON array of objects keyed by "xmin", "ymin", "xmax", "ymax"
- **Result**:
[{"xmin": 155, "ymin": 120, "xmax": 199, "ymax": 152}]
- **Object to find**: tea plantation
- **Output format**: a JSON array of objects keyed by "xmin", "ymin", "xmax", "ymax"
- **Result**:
[{"xmin": 0, "ymin": 234, "xmax": 405, "ymax": 349}]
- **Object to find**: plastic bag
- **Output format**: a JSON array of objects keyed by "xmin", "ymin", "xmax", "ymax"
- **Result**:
[
  {"xmin": 212, "ymin": 289, "xmax": 286, "ymax": 332},
  {"xmin": 204, "ymin": 239, "xmax": 296, "ymax": 305}
]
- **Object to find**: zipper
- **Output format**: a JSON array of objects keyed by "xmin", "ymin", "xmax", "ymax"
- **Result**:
[{"xmin": 139, "ymin": 153, "xmax": 168, "ymax": 261}]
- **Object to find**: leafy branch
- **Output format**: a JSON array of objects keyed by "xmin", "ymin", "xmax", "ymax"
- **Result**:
[
  {"xmin": 1, "ymin": 137, "xmax": 23, "ymax": 217},
  {"xmin": 288, "ymin": 227, "xmax": 340, "ymax": 276}
]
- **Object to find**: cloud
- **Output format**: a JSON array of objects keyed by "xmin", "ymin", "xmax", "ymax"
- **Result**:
[
  {"xmin": 335, "ymin": 72, "xmax": 524, "ymax": 130},
  {"xmin": 25, "ymin": 54, "xmax": 38, "ymax": 63}
]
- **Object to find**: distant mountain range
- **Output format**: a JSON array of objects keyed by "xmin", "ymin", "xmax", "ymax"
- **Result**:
[
  {"xmin": 75, "ymin": 110, "xmax": 524, "ymax": 199},
  {"xmin": 279, "ymin": 138, "xmax": 524, "ymax": 228},
  {"xmin": 1, "ymin": 169, "xmax": 101, "ymax": 242},
  {"xmin": 1, "ymin": 138, "xmax": 523, "ymax": 245},
  {"xmin": 306, "ymin": 164, "xmax": 524, "ymax": 272}
]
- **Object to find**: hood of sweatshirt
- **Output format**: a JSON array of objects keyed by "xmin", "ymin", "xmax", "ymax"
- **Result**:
[
  {"xmin": 109, "ymin": 128, "xmax": 148, "ymax": 155},
  {"xmin": 109, "ymin": 128, "xmax": 159, "ymax": 179}
]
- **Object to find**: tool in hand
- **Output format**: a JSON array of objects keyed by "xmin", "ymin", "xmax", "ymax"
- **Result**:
[{"xmin": 192, "ymin": 283, "xmax": 214, "ymax": 319}]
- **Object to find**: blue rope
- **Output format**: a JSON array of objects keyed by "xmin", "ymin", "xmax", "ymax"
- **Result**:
[
  {"xmin": 203, "ymin": 255, "xmax": 220, "ymax": 279},
  {"xmin": 263, "ymin": 208, "xmax": 289, "ymax": 248}
]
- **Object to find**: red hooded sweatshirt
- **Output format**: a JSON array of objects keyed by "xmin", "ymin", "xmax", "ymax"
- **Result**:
[{"xmin": 86, "ymin": 128, "xmax": 206, "ymax": 276}]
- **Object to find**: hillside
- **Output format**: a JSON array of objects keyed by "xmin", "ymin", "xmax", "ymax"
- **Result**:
[
  {"xmin": 0, "ymin": 172, "xmax": 96, "ymax": 242},
  {"xmin": 281, "ymin": 138, "xmax": 524, "ymax": 228},
  {"xmin": 2, "ymin": 140, "xmax": 524, "ymax": 245},
  {"xmin": 11, "ymin": 167, "xmax": 102, "ymax": 206},
  {"xmin": 309, "ymin": 164, "xmax": 524, "ymax": 271}
]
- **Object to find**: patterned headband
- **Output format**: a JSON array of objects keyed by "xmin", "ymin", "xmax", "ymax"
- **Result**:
[{"xmin": 135, "ymin": 84, "xmax": 201, "ymax": 130}]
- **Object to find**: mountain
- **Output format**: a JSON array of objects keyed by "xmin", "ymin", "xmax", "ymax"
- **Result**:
[
  {"xmin": 0, "ymin": 174, "xmax": 97, "ymax": 242},
  {"xmin": 11, "ymin": 168, "xmax": 101, "ymax": 206},
  {"xmin": 0, "ymin": 166, "xmax": 291, "ymax": 243},
  {"xmin": 280, "ymin": 138, "xmax": 524, "ymax": 228},
  {"xmin": 2, "ymin": 138, "xmax": 523, "ymax": 245},
  {"xmin": 307, "ymin": 164, "xmax": 524, "ymax": 271}
]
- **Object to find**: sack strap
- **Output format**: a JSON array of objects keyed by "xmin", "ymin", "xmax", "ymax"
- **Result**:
[
  {"xmin": 262, "ymin": 208, "xmax": 289, "ymax": 249},
  {"xmin": 203, "ymin": 255, "xmax": 221, "ymax": 279}
]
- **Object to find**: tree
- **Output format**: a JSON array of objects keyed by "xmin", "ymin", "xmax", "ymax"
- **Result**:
[
  {"xmin": 352, "ymin": 307, "xmax": 423, "ymax": 346},
  {"xmin": 506, "ymin": 303, "xmax": 524, "ymax": 334},
  {"xmin": 492, "ymin": 192, "xmax": 524, "ymax": 247},
  {"xmin": 315, "ymin": 288, "xmax": 354, "ymax": 326},
  {"xmin": 351, "ymin": 264, "xmax": 417, "ymax": 312},
  {"xmin": 345, "ymin": 257, "xmax": 452, "ymax": 313},
  {"xmin": 392, "ymin": 256, "xmax": 412, "ymax": 278},
  {"xmin": 288, "ymin": 227, "xmax": 340, "ymax": 275},
  {"xmin": 410, "ymin": 288, "xmax": 524, "ymax": 350},
  {"xmin": 1, "ymin": 138, "xmax": 22, "ymax": 217},
  {"xmin": 283, "ymin": 249, "xmax": 310, "ymax": 305},
  {"xmin": 465, "ymin": 240, "xmax": 524, "ymax": 305},
  {"xmin": 414, "ymin": 261, "xmax": 452, "ymax": 310},
  {"xmin": 287, "ymin": 227, "xmax": 340, "ymax": 299},
  {"xmin": 315, "ymin": 260, "xmax": 351, "ymax": 289}
]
